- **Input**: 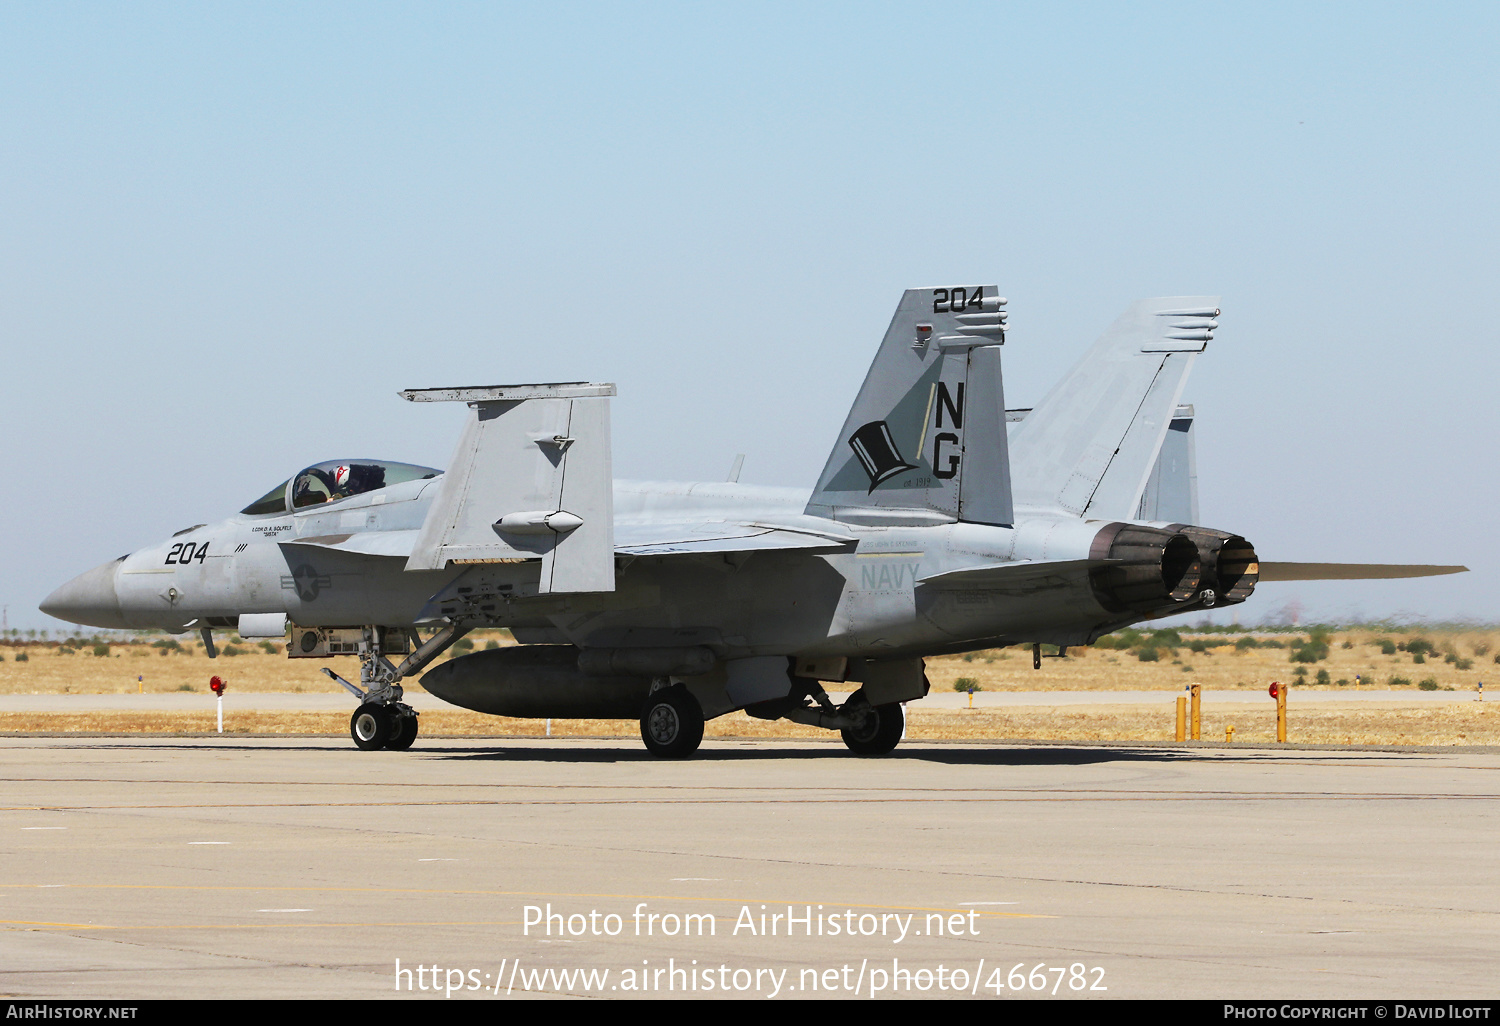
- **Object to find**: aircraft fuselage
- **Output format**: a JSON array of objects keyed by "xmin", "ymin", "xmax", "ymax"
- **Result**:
[{"xmin": 42, "ymin": 476, "xmax": 1201, "ymax": 659}]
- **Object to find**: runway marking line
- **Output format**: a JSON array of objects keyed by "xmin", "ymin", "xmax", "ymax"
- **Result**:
[{"xmin": 0, "ymin": 919, "xmax": 523, "ymax": 931}]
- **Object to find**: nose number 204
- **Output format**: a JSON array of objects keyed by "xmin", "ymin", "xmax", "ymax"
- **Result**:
[{"xmin": 164, "ymin": 542, "xmax": 209, "ymax": 565}]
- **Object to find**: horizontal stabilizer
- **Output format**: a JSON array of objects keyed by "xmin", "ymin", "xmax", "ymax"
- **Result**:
[{"xmin": 1257, "ymin": 562, "xmax": 1469, "ymax": 582}]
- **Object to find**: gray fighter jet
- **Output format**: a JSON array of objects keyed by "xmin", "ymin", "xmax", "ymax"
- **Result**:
[{"xmin": 41, "ymin": 288, "xmax": 1465, "ymax": 756}]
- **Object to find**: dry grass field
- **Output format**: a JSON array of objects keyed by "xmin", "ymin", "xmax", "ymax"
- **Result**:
[
  {"xmin": 924, "ymin": 627, "xmax": 1499, "ymax": 693},
  {"xmin": 2, "ymin": 626, "xmax": 1496, "ymax": 745}
]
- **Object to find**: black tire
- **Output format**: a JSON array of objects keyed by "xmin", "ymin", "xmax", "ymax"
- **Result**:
[
  {"xmin": 840, "ymin": 692, "xmax": 904, "ymax": 756},
  {"xmin": 639, "ymin": 687, "xmax": 705, "ymax": 759},
  {"xmin": 351, "ymin": 703, "xmax": 390, "ymax": 750},
  {"xmin": 386, "ymin": 709, "xmax": 419, "ymax": 751}
]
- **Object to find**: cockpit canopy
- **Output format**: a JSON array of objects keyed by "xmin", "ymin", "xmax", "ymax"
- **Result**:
[{"xmin": 239, "ymin": 460, "xmax": 441, "ymax": 516}]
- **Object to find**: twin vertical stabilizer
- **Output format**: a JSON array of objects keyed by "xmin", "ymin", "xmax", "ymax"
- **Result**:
[
  {"xmin": 807, "ymin": 289, "xmax": 1219, "ymax": 527},
  {"xmin": 1008, "ymin": 297, "xmax": 1218, "ymax": 519}
]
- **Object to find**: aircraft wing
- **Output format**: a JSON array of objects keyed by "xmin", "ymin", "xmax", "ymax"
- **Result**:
[
  {"xmin": 917, "ymin": 558, "xmax": 1113, "ymax": 593},
  {"xmin": 278, "ymin": 519, "xmax": 856, "ymax": 563},
  {"xmin": 1257, "ymin": 562, "xmax": 1468, "ymax": 581},
  {"xmin": 282, "ymin": 531, "xmax": 418, "ymax": 559},
  {"xmin": 615, "ymin": 520, "xmax": 856, "ymax": 556}
]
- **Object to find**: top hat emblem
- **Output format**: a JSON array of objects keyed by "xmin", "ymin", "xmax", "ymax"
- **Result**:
[{"xmin": 848, "ymin": 421, "xmax": 918, "ymax": 493}]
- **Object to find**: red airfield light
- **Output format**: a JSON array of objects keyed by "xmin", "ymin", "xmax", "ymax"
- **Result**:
[
  {"xmin": 1268, "ymin": 682, "xmax": 1280, "ymax": 699},
  {"xmin": 210, "ymin": 676, "xmax": 226, "ymax": 696}
]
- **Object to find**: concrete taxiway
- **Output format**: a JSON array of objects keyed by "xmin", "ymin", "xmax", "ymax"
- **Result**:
[
  {"xmin": 0, "ymin": 687, "xmax": 1481, "ymax": 713},
  {"xmin": 1, "ymin": 735, "xmax": 1497, "ymax": 1000}
]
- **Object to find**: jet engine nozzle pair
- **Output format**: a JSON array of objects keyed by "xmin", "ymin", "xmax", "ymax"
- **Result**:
[{"xmin": 1088, "ymin": 522, "xmax": 1258, "ymax": 615}]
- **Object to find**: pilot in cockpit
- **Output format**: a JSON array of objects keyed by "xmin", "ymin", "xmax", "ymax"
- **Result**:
[
  {"xmin": 245, "ymin": 460, "xmax": 437, "ymax": 517},
  {"xmin": 292, "ymin": 467, "xmax": 338, "ymax": 508},
  {"xmin": 291, "ymin": 463, "xmax": 391, "ymax": 508}
]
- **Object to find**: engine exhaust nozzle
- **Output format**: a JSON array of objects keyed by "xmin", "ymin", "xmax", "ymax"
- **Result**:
[{"xmin": 1088, "ymin": 523, "xmax": 1203, "ymax": 614}]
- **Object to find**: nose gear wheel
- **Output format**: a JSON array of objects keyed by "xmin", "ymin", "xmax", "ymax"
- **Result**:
[{"xmin": 351, "ymin": 703, "xmax": 391, "ymax": 750}]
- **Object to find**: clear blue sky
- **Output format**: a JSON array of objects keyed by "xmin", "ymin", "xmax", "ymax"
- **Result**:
[{"xmin": 3, "ymin": 2, "xmax": 1497, "ymax": 630}]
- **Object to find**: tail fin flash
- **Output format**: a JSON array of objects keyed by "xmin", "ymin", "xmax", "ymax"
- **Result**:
[
  {"xmin": 806, "ymin": 286, "xmax": 1013, "ymax": 526},
  {"xmin": 1008, "ymin": 297, "xmax": 1219, "ymax": 519}
]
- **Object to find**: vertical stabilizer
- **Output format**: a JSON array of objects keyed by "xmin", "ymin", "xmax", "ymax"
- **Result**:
[
  {"xmin": 1008, "ymin": 297, "xmax": 1218, "ymax": 520},
  {"xmin": 806, "ymin": 286, "xmax": 1013, "ymax": 526},
  {"xmin": 1135, "ymin": 405, "xmax": 1199, "ymax": 524}
]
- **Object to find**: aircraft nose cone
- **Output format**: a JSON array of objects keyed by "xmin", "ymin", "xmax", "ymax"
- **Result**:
[{"xmin": 40, "ymin": 558, "xmax": 127, "ymax": 629}]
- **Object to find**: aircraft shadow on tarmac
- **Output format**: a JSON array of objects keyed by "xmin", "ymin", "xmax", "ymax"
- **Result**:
[
  {"xmin": 435, "ymin": 746, "xmax": 1177, "ymax": 766},
  {"xmin": 426, "ymin": 743, "xmax": 1329, "ymax": 767},
  {"xmin": 57, "ymin": 739, "xmax": 1434, "ymax": 767}
]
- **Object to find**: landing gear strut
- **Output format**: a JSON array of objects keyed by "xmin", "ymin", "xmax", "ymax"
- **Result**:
[{"xmin": 324, "ymin": 624, "xmax": 467, "ymax": 751}]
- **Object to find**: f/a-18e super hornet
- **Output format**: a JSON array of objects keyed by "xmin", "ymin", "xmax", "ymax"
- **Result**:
[{"xmin": 41, "ymin": 288, "xmax": 1465, "ymax": 756}]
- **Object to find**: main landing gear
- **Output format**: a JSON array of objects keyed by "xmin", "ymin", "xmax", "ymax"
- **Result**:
[
  {"xmin": 639, "ymin": 684, "xmax": 705, "ymax": 758},
  {"xmin": 634, "ymin": 679, "xmax": 905, "ymax": 759},
  {"xmin": 757, "ymin": 679, "xmax": 906, "ymax": 757},
  {"xmin": 837, "ymin": 691, "xmax": 904, "ymax": 756}
]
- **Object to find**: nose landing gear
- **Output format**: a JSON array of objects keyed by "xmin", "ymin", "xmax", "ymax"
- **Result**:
[
  {"xmin": 386, "ymin": 707, "xmax": 420, "ymax": 750},
  {"xmin": 351, "ymin": 703, "xmax": 392, "ymax": 750},
  {"xmin": 322, "ymin": 624, "xmax": 468, "ymax": 751},
  {"xmin": 350, "ymin": 701, "xmax": 419, "ymax": 751}
]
